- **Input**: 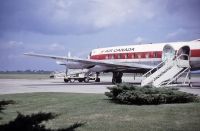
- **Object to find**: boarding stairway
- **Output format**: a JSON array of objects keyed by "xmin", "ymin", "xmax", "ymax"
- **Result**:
[{"xmin": 141, "ymin": 54, "xmax": 191, "ymax": 87}]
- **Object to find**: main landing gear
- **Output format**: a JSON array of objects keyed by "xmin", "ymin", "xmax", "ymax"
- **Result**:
[
  {"xmin": 95, "ymin": 72, "xmax": 100, "ymax": 82},
  {"xmin": 112, "ymin": 72, "xmax": 123, "ymax": 84}
]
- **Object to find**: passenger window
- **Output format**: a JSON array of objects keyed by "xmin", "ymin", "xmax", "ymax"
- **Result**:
[
  {"xmin": 118, "ymin": 54, "xmax": 122, "ymax": 59},
  {"xmin": 132, "ymin": 53, "xmax": 135, "ymax": 59},
  {"xmin": 111, "ymin": 54, "xmax": 114, "ymax": 59},
  {"xmin": 145, "ymin": 53, "xmax": 149, "ymax": 58},
  {"xmin": 136, "ymin": 53, "xmax": 138, "ymax": 58},
  {"xmin": 105, "ymin": 55, "xmax": 108, "ymax": 59},
  {"xmin": 154, "ymin": 52, "xmax": 157, "ymax": 58},
  {"xmin": 125, "ymin": 53, "xmax": 128, "ymax": 59},
  {"xmin": 108, "ymin": 54, "xmax": 112, "ymax": 59},
  {"xmin": 138, "ymin": 54, "xmax": 141, "ymax": 58}
]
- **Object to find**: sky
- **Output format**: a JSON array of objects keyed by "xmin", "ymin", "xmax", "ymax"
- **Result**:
[{"xmin": 0, "ymin": 0, "xmax": 200, "ymax": 71}]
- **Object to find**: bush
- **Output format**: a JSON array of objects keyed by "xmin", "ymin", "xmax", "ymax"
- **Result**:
[
  {"xmin": 0, "ymin": 100, "xmax": 15, "ymax": 113},
  {"xmin": 0, "ymin": 112, "xmax": 85, "ymax": 131},
  {"xmin": 105, "ymin": 84, "xmax": 199, "ymax": 105},
  {"xmin": 0, "ymin": 100, "xmax": 85, "ymax": 131}
]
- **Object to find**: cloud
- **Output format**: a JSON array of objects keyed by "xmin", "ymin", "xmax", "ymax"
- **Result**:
[
  {"xmin": 82, "ymin": 0, "xmax": 138, "ymax": 28},
  {"xmin": 0, "ymin": 41, "xmax": 24, "ymax": 49},
  {"xmin": 0, "ymin": 0, "xmax": 156, "ymax": 35},
  {"xmin": 0, "ymin": 40, "xmax": 26, "ymax": 65},
  {"xmin": 166, "ymin": 28, "xmax": 186, "ymax": 38},
  {"xmin": 0, "ymin": 0, "xmax": 199, "ymax": 36},
  {"xmin": 0, "ymin": 0, "xmax": 200, "ymax": 71},
  {"xmin": 48, "ymin": 43, "xmax": 65, "ymax": 51},
  {"xmin": 166, "ymin": 0, "xmax": 200, "ymax": 15},
  {"xmin": 164, "ymin": 0, "xmax": 200, "ymax": 28},
  {"xmin": 7, "ymin": 41, "xmax": 24, "ymax": 48},
  {"xmin": 134, "ymin": 37, "xmax": 144, "ymax": 43}
]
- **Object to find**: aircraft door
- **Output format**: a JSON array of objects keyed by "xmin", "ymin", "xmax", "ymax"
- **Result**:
[
  {"xmin": 162, "ymin": 44, "xmax": 176, "ymax": 62},
  {"xmin": 176, "ymin": 46, "xmax": 190, "ymax": 60}
]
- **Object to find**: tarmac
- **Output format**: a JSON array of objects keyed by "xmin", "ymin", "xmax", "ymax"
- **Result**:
[{"xmin": 0, "ymin": 75, "xmax": 200, "ymax": 95}]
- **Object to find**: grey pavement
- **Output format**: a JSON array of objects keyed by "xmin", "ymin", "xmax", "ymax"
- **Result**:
[{"xmin": 0, "ymin": 75, "xmax": 200, "ymax": 95}]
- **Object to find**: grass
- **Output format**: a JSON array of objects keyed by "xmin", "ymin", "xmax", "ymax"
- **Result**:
[
  {"xmin": 0, "ymin": 93, "xmax": 200, "ymax": 131},
  {"xmin": 0, "ymin": 74, "xmax": 50, "ymax": 79}
]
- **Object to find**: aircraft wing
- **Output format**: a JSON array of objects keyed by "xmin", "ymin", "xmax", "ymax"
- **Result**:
[{"xmin": 24, "ymin": 53, "xmax": 154, "ymax": 70}]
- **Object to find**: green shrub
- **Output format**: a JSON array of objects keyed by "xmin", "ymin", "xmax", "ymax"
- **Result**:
[
  {"xmin": 0, "ymin": 112, "xmax": 85, "ymax": 131},
  {"xmin": 0, "ymin": 100, "xmax": 15, "ymax": 113},
  {"xmin": 105, "ymin": 84, "xmax": 199, "ymax": 105},
  {"xmin": 0, "ymin": 100, "xmax": 85, "ymax": 131}
]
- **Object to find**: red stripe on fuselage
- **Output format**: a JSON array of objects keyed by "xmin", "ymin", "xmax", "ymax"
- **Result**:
[
  {"xmin": 90, "ymin": 49, "xmax": 200, "ymax": 60},
  {"xmin": 191, "ymin": 49, "xmax": 200, "ymax": 57},
  {"xmin": 90, "ymin": 51, "xmax": 162, "ymax": 60}
]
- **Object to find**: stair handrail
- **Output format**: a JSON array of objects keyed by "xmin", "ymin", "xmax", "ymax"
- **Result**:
[
  {"xmin": 157, "ymin": 54, "xmax": 190, "ymax": 87},
  {"xmin": 176, "ymin": 54, "xmax": 189, "ymax": 67},
  {"xmin": 142, "ymin": 60, "xmax": 165, "ymax": 78},
  {"xmin": 158, "ymin": 67, "xmax": 190, "ymax": 87},
  {"xmin": 176, "ymin": 54, "xmax": 189, "ymax": 60}
]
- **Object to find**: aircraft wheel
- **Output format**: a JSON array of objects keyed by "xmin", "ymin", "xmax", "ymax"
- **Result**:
[
  {"xmin": 117, "ymin": 78, "xmax": 122, "ymax": 83},
  {"xmin": 70, "ymin": 78, "xmax": 75, "ymax": 83},
  {"xmin": 112, "ymin": 78, "xmax": 122, "ymax": 84},
  {"xmin": 189, "ymin": 82, "xmax": 193, "ymax": 88},
  {"xmin": 95, "ymin": 78, "xmax": 100, "ymax": 82},
  {"xmin": 64, "ymin": 78, "xmax": 69, "ymax": 83},
  {"xmin": 112, "ymin": 72, "xmax": 123, "ymax": 84},
  {"xmin": 112, "ymin": 78, "xmax": 116, "ymax": 84},
  {"xmin": 84, "ymin": 77, "xmax": 90, "ymax": 83}
]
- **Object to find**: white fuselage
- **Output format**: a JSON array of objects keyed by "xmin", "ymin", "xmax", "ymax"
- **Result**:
[
  {"xmin": 89, "ymin": 40, "xmax": 200, "ymax": 72},
  {"xmin": 63, "ymin": 40, "xmax": 200, "ymax": 73}
]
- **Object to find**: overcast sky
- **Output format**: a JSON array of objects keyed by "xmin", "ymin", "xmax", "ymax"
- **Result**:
[{"xmin": 0, "ymin": 0, "xmax": 200, "ymax": 71}]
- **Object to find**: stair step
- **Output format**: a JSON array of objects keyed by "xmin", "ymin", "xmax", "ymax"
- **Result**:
[{"xmin": 141, "ymin": 55, "xmax": 190, "ymax": 87}]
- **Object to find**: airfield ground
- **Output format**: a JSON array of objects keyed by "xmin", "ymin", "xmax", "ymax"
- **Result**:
[
  {"xmin": 0, "ymin": 74, "xmax": 200, "ymax": 131},
  {"xmin": 0, "ymin": 74, "xmax": 200, "ymax": 95}
]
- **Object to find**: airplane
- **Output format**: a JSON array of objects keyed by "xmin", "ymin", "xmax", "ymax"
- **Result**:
[{"xmin": 24, "ymin": 39, "xmax": 200, "ymax": 86}]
